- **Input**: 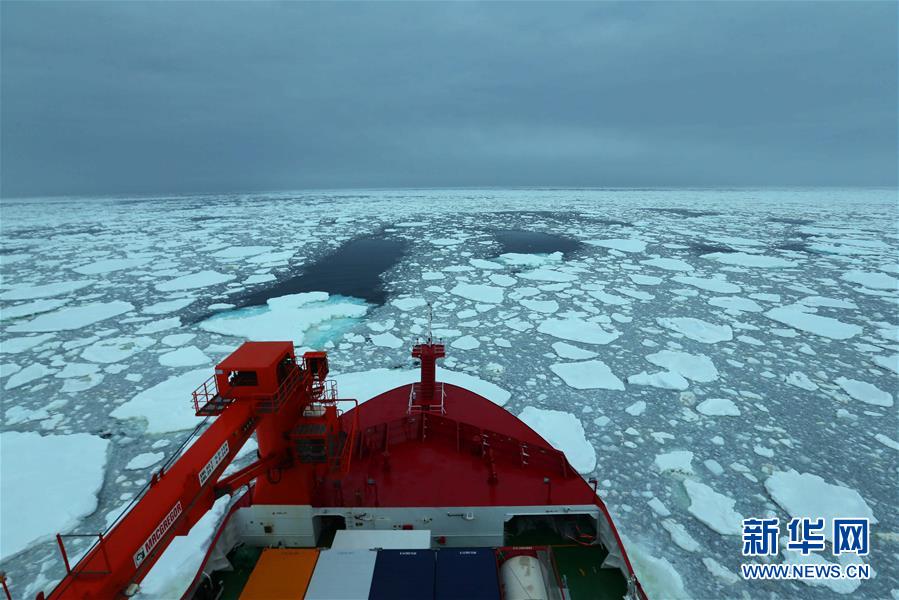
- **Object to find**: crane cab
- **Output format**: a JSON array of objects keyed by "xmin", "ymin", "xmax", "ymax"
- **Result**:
[{"xmin": 215, "ymin": 341, "xmax": 298, "ymax": 401}]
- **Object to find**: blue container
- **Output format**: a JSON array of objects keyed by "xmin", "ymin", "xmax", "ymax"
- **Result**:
[
  {"xmin": 368, "ymin": 549, "xmax": 436, "ymax": 600},
  {"xmin": 435, "ymin": 548, "xmax": 501, "ymax": 600}
]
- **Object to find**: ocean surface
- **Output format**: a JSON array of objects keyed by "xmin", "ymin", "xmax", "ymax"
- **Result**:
[{"xmin": 0, "ymin": 188, "xmax": 897, "ymax": 598}]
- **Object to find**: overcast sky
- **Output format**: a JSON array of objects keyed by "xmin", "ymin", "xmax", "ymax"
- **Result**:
[{"xmin": 1, "ymin": 1, "xmax": 896, "ymax": 197}]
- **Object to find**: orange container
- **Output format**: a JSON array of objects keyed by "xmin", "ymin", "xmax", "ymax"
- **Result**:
[{"xmin": 239, "ymin": 548, "xmax": 320, "ymax": 599}]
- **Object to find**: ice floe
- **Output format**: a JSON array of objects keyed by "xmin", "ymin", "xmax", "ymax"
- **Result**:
[
  {"xmin": 111, "ymin": 368, "xmax": 211, "ymax": 433},
  {"xmin": 0, "ymin": 432, "xmax": 109, "ymax": 561},
  {"xmin": 449, "ymin": 283, "xmax": 504, "ymax": 304},
  {"xmin": 8, "ymin": 301, "xmax": 134, "ymax": 332},
  {"xmin": 765, "ymin": 470, "xmax": 877, "ymax": 539},
  {"xmin": 584, "ymin": 238, "xmax": 647, "ymax": 253},
  {"xmin": 73, "ymin": 257, "xmax": 152, "ymax": 274},
  {"xmin": 81, "ymin": 336, "xmax": 156, "ymax": 363},
  {"xmin": 0, "ymin": 280, "xmax": 95, "ymax": 301},
  {"xmin": 156, "ymin": 270, "xmax": 235, "ymax": 291},
  {"xmin": 683, "ymin": 479, "xmax": 744, "ymax": 535},
  {"xmin": 518, "ymin": 407, "xmax": 596, "ymax": 473},
  {"xmin": 549, "ymin": 360, "xmax": 625, "ymax": 390},
  {"xmin": 645, "ymin": 350, "xmax": 718, "ymax": 382},
  {"xmin": 656, "ymin": 317, "xmax": 733, "ymax": 343},
  {"xmin": 695, "ymin": 398, "xmax": 740, "ymax": 416},
  {"xmin": 764, "ymin": 306, "xmax": 862, "ymax": 340},
  {"xmin": 537, "ymin": 318, "xmax": 620, "ymax": 345},
  {"xmin": 834, "ymin": 376, "xmax": 893, "ymax": 407},
  {"xmin": 703, "ymin": 252, "xmax": 796, "ymax": 268}
]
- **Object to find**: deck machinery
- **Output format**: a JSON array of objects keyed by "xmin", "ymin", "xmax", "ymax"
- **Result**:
[{"xmin": 37, "ymin": 337, "xmax": 647, "ymax": 600}]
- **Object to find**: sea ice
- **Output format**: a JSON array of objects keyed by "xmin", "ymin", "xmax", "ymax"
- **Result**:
[
  {"xmin": 695, "ymin": 398, "xmax": 740, "ymax": 416},
  {"xmin": 656, "ymin": 317, "xmax": 733, "ymax": 344},
  {"xmin": 111, "ymin": 368, "xmax": 211, "ymax": 433},
  {"xmin": 645, "ymin": 350, "xmax": 718, "ymax": 382},
  {"xmin": 551, "ymin": 342, "xmax": 597, "ymax": 360},
  {"xmin": 125, "ymin": 451, "xmax": 165, "ymax": 470},
  {"xmin": 765, "ymin": 470, "xmax": 877, "ymax": 540},
  {"xmin": 765, "ymin": 307, "xmax": 862, "ymax": 340},
  {"xmin": 518, "ymin": 407, "xmax": 596, "ymax": 473},
  {"xmin": 8, "ymin": 301, "xmax": 135, "ymax": 332},
  {"xmin": 834, "ymin": 376, "xmax": 893, "ymax": 407},
  {"xmin": 0, "ymin": 280, "xmax": 95, "ymax": 301},
  {"xmin": 549, "ymin": 360, "xmax": 625, "ymax": 390},
  {"xmin": 641, "ymin": 258, "xmax": 694, "ymax": 272},
  {"xmin": 537, "ymin": 318, "xmax": 620, "ymax": 345},
  {"xmin": 449, "ymin": 283, "xmax": 504, "ymax": 304},
  {"xmin": 156, "ymin": 270, "xmax": 235, "ymax": 291},
  {"xmin": 0, "ymin": 432, "xmax": 109, "ymax": 561},
  {"xmin": 158, "ymin": 346, "xmax": 211, "ymax": 367},
  {"xmin": 584, "ymin": 238, "xmax": 647, "ymax": 253},
  {"xmin": 81, "ymin": 336, "xmax": 156, "ymax": 363},
  {"xmin": 671, "ymin": 276, "xmax": 740, "ymax": 294},
  {"xmin": 703, "ymin": 252, "xmax": 796, "ymax": 268},
  {"xmin": 683, "ymin": 479, "xmax": 744, "ymax": 535},
  {"xmin": 73, "ymin": 257, "xmax": 152, "ymax": 274},
  {"xmin": 654, "ymin": 450, "xmax": 694, "ymax": 474}
]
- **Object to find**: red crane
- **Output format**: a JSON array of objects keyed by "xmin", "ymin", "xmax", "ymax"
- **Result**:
[{"xmin": 41, "ymin": 342, "xmax": 350, "ymax": 600}]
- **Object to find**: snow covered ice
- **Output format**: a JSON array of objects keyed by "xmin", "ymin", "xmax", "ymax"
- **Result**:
[{"xmin": 1, "ymin": 188, "xmax": 897, "ymax": 599}]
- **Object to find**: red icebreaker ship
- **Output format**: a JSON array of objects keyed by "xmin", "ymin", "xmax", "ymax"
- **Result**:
[{"xmin": 38, "ymin": 336, "xmax": 647, "ymax": 600}]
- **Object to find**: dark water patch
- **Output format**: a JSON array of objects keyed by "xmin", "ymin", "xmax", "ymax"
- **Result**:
[
  {"xmin": 491, "ymin": 211, "xmax": 632, "ymax": 228},
  {"xmin": 768, "ymin": 217, "xmax": 814, "ymax": 225},
  {"xmin": 493, "ymin": 229, "xmax": 582, "ymax": 256},
  {"xmin": 649, "ymin": 208, "xmax": 720, "ymax": 218},
  {"xmin": 230, "ymin": 237, "xmax": 407, "ymax": 309}
]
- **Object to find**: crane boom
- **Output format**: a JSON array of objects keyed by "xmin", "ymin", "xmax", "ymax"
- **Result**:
[{"xmin": 41, "ymin": 342, "xmax": 337, "ymax": 600}]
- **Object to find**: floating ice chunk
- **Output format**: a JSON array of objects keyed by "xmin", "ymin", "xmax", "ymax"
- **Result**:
[
  {"xmin": 4, "ymin": 363, "xmax": 51, "ymax": 390},
  {"xmin": 391, "ymin": 297, "xmax": 427, "ymax": 311},
  {"xmin": 873, "ymin": 354, "xmax": 898, "ymax": 374},
  {"xmin": 587, "ymin": 290, "xmax": 630, "ymax": 306},
  {"xmin": 648, "ymin": 497, "xmax": 671, "ymax": 517},
  {"xmin": 671, "ymin": 276, "xmax": 741, "ymax": 294},
  {"xmin": 8, "ymin": 301, "xmax": 135, "ymax": 332},
  {"xmin": 625, "ymin": 400, "xmax": 647, "ymax": 416},
  {"xmin": 469, "ymin": 258, "xmax": 503, "ymax": 270},
  {"xmin": 156, "ymin": 270, "xmax": 235, "ymax": 291},
  {"xmin": 449, "ymin": 283, "xmax": 504, "ymax": 304},
  {"xmin": 431, "ymin": 238, "xmax": 465, "ymax": 246},
  {"xmin": 247, "ymin": 250, "xmax": 295, "ymax": 264},
  {"xmin": 840, "ymin": 270, "xmax": 899, "ymax": 291},
  {"xmin": 73, "ymin": 257, "xmax": 152, "ymax": 274},
  {"xmin": 56, "ymin": 362, "xmax": 100, "ymax": 379},
  {"xmin": 519, "ymin": 299, "xmax": 559, "ymax": 313},
  {"xmin": 549, "ymin": 360, "xmax": 625, "ymax": 390},
  {"xmin": 537, "ymin": 318, "xmax": 620, "ymax": 345},
  {"xmin": 683, "ymin": 479, "xmax": 744, "ymax": 535},
  {"xmin": 450, "ymin": 335, "xmax": 480, "ymax": 350},
  {"xmin": 518, "ymin": 407, "xmax": 596, "ymax": 473},
  {"xmin": 654, "ymin": 450, "xmax": 694, "ymax": 474},
  {"xmin": 628, "ymin": 370, "xmax": 689, "ymax": 390},
  {"xmin": 498, "ymin": 252, "xmax": 562, "ymax": 266},
  {"xmin": 641, "ymin": 258, "xmax": 694, "ymax": 272},
  {"xmin": 703, "ymin": 252, "xmax": 796, "ymax": 268},
  {"xmin": 784, "ymin": 371, "xmax": 818, "ymax": 391},
  {"xmin": 519, "ymin": 268, "xmax": 578, "ymax": 282},
  {"xmin": 422, "ymin": 271, "xmax": 445, "ymax": 280},
  {"xmin": 645, "ymin": 350, "xmax": 718, "ymax": 382},
  {"xmin": 780, "ymin": 545, "xmax": 868, "ymax": 594},
  {"xmin": 656, "ymin": 317, "xmax": 733, "ymax": 344},
  {"xmin": 551, "ymin": 342, "xmax": 597, "ymax": 360},
  {"xmin": 0, "ymin": 432, "xmax": 109, "ymax": 561},
  {"xmin": 0, "ymin": 280, "xmax": 95, "ymax": 301},
  {"xmin": 702, "ymin": 557, "xmax": 739, "ymax": 585},
  {"xmin": 211, "ymin": 245, "xmax": 275, "ymax": 259},
  {"xmin": 371, "ymin": 332, "xmax": 404, "ymax": 348},
  {"xmin": 1, "ymin": 299, "xmax": 71, "ymax": 320},
  {"xmin": 661, "ymin": 519, "xmax": 700, "ymax": 552},
  {"xmin": 111, "ymin": 368, "xmax": 210, "ymax": 433},
  {"xmin": 162, "ymin": 333, "xmax": 195, "ymax": 347},
  {"xmin": 765, "ymin": 306, "xmax": 862, "ymax": 340},
  {"xmin": 142, "ymin": 298, "xmax": 197, "ymax": 314},
  {"xmin": 619, "ymin": 536, "xmax": 689, "ymax": 600},
  {"xmin": 1, "ymin": 334, "xmax": 55, "ymax": 354},
  {"xmin": 200, "ymin": 293, "xmax": 367, "ymax": 346},
  {"xmin": 137, "ymin": 317, "xmax": 181, "ymax": 334},
  {"xmin": 0, "ymin": 363, "xmax": 21, "ymax": 378},
  {"xmin": 629, "ymin": 274, "xmax": 663, "ymax": 286},
  {"xmin": 332, "ymin": 367, "xmax": 511, "ymax": 406},
  {"xmin": 709, "ymin": 296, "xmax": 763, "ymax": 313},
  {"xmin": 81, "ymin": 336, "xmax": 156, "ymax": 363},
  {"xmin": 874, "ymin": 434, "xmax": 899, "ymax": 451},
  {"xmin": 140, "ymin": 495, "xmax": 230, "ymax": 599},
  {"xmin": 834, "ymin": 377, "xmax": 893, "ymax": 407},
  {"xmin": 126, "ymin": 452, "xmax": 165, "ymax": 470},
  {"xmin": 765, "ymin": 470, "xmax": 877, "ymax": 540},
  {"xmin": 489, "ymin": 274, "xmax": 516, "ymax": 287},
  {"xmin": 696, "ymin": 398, "xmax": 740, "ymax": 416},
  {"xmin": 159, "ymin": 346, "xmax": 211, "ymax": 367},
  {"xmin": 799, "ymin": 296, "xmax": 858, "ymax": 310},
  {"xmin": 753, "ymin": 444, "xmax": 774, "ymax": 458},
  {"xmin": 585, "ymin": 238, "xmax": 647, "ymax": 253}
]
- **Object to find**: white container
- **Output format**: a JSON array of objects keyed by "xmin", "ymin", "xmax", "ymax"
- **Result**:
[{"xmin": 501, "ymin": 555, "xmax": 549, "ymax": 600}]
